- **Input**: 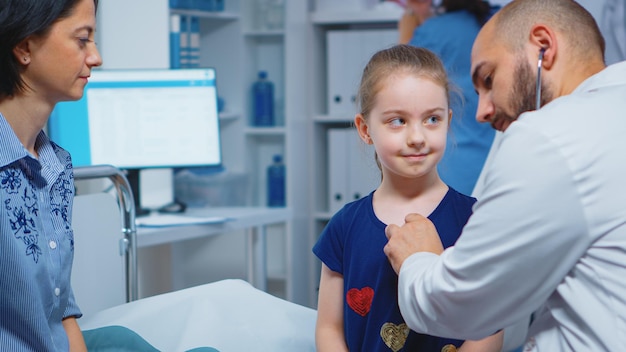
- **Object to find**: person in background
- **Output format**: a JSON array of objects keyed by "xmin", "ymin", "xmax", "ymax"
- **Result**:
[
  {"xmin": 398, "ymin": 0, "xmax": 498, "ymax": 196},
  {"xmin": 384, "ymin": 0, "xmax": 626, "ymax": 350},
  {"xmin": 600, "ymin": 0, "xmax": 626, "ymax": 65},
  {"xmin": 313, "ymin": 44, "xmax": 502, "ymax": 352},
  {"xmin": 0, "ymin": 0, "xmax": 102, "ymax": 350}
]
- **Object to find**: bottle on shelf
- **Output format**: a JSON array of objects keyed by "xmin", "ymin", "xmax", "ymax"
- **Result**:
[
  {"xmin": 252, "ymin": 70, "xmax": 275, "ymax": 126},
  {"xmin": 267, "ymin": 154, "xmax": 286, "ymax": 207}
]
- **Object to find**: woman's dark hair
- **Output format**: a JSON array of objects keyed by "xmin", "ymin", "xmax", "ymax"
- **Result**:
[
  {"xmin": 0, "ymin": 0, "xmax": 99, "ymax": 97},
  {"xmin": 442, "ymin": 0, "xmax": 492, "ymax": 25}
]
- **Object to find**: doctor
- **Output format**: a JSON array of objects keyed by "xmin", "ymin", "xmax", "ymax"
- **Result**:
[{"xmin": 384, "ymin": 0, "xmax": 626, "ymax": 350}]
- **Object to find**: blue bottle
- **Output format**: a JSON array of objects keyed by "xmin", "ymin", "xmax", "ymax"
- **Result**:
[
  {"xmin": 267, "ymin": 154, "xmax": 285, "ymax": 207},
  {"xmin": 253, "ymin": 71, "xmax": 274, "ymax": 126}
]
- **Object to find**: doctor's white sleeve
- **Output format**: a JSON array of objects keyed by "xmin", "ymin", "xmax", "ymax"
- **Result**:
[{"xmin": 396, "ymin": 122, "xmax": 591, "ymax": 340}]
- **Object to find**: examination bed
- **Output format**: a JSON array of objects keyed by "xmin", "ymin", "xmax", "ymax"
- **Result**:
[
  {"xmin": 71, "ymin": 166, "xmax": 316, "ymax": 351},
  {"xmin": 78, "ymin": 279, "xmax": 316, "ymax": 351}
]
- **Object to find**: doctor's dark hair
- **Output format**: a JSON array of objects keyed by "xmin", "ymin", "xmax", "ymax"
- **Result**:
[
  {"xmin": 356, "ymin": 44, "xmax": 451, "ymax": 120},
  {"xmin": 493, "ymin": 0, "xmax": 604, "ymax": 63},
  {"xmin": 0, "ymin": 0, "xmax": 99, "ymax": 97}
]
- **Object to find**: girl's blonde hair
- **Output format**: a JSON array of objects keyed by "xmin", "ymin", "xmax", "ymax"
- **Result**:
[{"xmin": 357, "ymin": 44, "xmax": 451, "ymax": 120}]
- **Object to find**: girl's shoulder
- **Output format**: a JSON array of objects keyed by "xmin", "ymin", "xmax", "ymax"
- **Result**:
[
  {"xmin": 429, "ymin": 187, "xmax": 476, "ymax": 223},
  {"xmin": 446, "ymin": 187, "xmax": 477, "ymax": 206},
  {"xmin": 333, "ymin": 190, "xmax": 375, "ymax": 218}
]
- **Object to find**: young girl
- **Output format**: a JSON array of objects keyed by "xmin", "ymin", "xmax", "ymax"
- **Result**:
[{"xmin": 313, "ymin": 45, "xmax": 502, "ymax": 351}]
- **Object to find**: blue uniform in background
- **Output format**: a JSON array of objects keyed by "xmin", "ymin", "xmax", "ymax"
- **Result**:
[
  {"xmin": 409, "ymin": 8, "xmax": 499, "ymax": 195},
  {"xmin": 313, "ymin": 188, "xmax": 476, "ymax": 351}
]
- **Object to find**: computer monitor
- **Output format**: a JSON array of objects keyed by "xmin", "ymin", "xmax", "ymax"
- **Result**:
[{"xmin": 48, "ymin": 67, "xmax": 223, "ymax": 215}]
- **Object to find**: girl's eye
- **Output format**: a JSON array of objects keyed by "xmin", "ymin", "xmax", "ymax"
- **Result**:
[
  {"xmin": 389, "ymin": 118, "xmax": 405, "ymax": 126},
  {"xmin": 425, "ymin": 116, "xmax": 440, "ymax": 125}
]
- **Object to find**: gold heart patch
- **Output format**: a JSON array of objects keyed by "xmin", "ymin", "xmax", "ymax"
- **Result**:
[
  {"xmin": 441, "ymin": 344, "xmax": 458, "ymax": 352},
  {"xmin": 380, "ymin": 322, "xmax": 409, "ymax": 352}
]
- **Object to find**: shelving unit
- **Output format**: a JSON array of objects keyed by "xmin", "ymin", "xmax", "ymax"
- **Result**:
[{"xmin": 96, "ymin": 0, "xmax": 310, "ymax": 306}]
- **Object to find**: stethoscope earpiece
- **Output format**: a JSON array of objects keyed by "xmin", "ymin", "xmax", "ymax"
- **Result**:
[{"xmin": 535, "ymin": 48, "xmax": 546, "ymax": 110}]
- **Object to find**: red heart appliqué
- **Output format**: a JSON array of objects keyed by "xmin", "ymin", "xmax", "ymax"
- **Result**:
[{"xmin": 346, "ymin": 287, "xmax": 374, "ymax": 317}]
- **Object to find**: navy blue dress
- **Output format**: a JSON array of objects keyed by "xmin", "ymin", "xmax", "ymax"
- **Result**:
[{"xmin": 313, "ymin": 188, "xmax": 476, "ymax": 351}]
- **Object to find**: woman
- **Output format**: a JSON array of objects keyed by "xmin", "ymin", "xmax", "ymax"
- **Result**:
[{"xmin": 0, "ymin": 0, "xmax": 102, "ymax": 350}]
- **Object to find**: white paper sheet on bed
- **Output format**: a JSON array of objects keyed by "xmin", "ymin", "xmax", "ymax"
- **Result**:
[{"xmin": 78, "ymin": 279, "xmax": 316, "ymax": 351}]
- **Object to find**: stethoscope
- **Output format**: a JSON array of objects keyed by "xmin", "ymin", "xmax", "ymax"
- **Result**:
[{"xmin": 536, "ymin": 47, "xmax": 546, "ymax": 110}]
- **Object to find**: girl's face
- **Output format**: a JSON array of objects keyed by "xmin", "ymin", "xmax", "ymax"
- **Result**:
[
  {"xmin": 356, "ymin": 74, "xmax": 450, "ymax": 182},
  {"xmin": 18, "ymin": 0, "xmax": 102, "ymax": 104}
]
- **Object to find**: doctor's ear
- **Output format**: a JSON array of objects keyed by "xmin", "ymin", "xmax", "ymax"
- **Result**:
[{"xmin": 529, "ymin": 24, "xmax": 557, "ymax": 70}]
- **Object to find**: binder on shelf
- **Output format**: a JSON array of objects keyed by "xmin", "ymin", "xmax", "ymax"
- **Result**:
[
  {"xmin": 327, "ymin": 128, "xmax": 379, "ymax": 214},
  {"xmin": 169, "ymin": 14, "xmax": 182, "ymax": 69},
  {"xmin": 196, "ymin": 0, "xmax": 212, "ymax": 11},
  {"xmin": 214, "ymin": 0, "xmax": 224, "ymax": 11},
  {"xmin": 179, "ymin": 16, "xmax": 190, "ymax": 68},
  {"xmin": 188, "ymin": 17, "xmax": 200, "ymax": 68},
  {"xmin": 170, "ymin": 0, "xmax": 224, "ymax": 12},
  {"xmin": 197, "ymin": 0, "xmax": 224, "ymax": 11},
  {"xmin": 326, "ymin": 29, "xmax": 398, "ymax": 117},
  {"xmin": 170, "ymin": 0, "xmax": 194, "ymax": 10},
  {"xmin": 328, "ymin": 129, "xmax": 349, "ymax": 213}
]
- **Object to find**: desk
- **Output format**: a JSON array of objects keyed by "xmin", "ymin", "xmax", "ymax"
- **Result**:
[{"xmin": 137, "ymin": 207, "xmax": 291, "ymax": 292}]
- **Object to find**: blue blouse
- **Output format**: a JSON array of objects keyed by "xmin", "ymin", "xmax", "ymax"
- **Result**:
[{"xmin": 0, "ymin": 113, "xmax": 81, "ymax": 351}]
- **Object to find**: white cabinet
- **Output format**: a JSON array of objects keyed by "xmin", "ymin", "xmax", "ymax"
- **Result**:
[
  {"xmin": 96, "ymin": 0, "xmax": 310, "ymax": 305},
  {"xmin": 326, "ymin": 29, "xmax": 397, "ymax": 116},
  {"xmin": 327, "ymin": 128, "xmax": 379, "ymax": 214}
]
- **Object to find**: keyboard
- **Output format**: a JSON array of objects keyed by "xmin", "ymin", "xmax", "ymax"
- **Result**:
[{"xmin": 136, "ymin": 213, "xmax": 228, "ymax": 228}]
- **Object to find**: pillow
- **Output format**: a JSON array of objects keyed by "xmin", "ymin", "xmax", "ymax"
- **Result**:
[
  {"xmin": 83, "ymin": 325, "xmax": 159, "ymax": 352},
  {"xmin": 83, "ymin": 325, "xmax": 220, "ymax": 352}
]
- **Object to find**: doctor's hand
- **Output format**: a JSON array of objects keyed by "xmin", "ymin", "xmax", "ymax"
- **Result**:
[{"xmin": 384, "ymin": 213, "xmax": 444, "ymax": 274}]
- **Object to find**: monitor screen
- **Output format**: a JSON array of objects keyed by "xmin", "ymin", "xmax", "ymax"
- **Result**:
[{"xmin": 48, "ymin": 68, "xmax": 222, "ymax": 170}]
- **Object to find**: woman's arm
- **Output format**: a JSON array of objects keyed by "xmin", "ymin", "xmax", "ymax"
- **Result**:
[
  {"xmin": 315, "ymin": 264, "xmax": 349, "ymax": 352},
  {"xmin": 63, "ymin": 317, "xmax": 87, "ymax": 352},
  {"xmin": 398, "ymin": 9, "xmax": 422, "ymax": 44},
  {"xmin": 398, "ymin": 0, "xmax": 434, "ymax": 44}
]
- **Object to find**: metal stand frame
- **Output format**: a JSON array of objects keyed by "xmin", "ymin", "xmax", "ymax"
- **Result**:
[{"xmin": 73, "ymin": 165, "xmax": 138, "ymax": 302}]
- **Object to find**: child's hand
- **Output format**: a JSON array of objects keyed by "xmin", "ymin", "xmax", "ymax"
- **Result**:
[{"xmin": 384, "ymin": 213, "xmax": 444, "ymax": 274}]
